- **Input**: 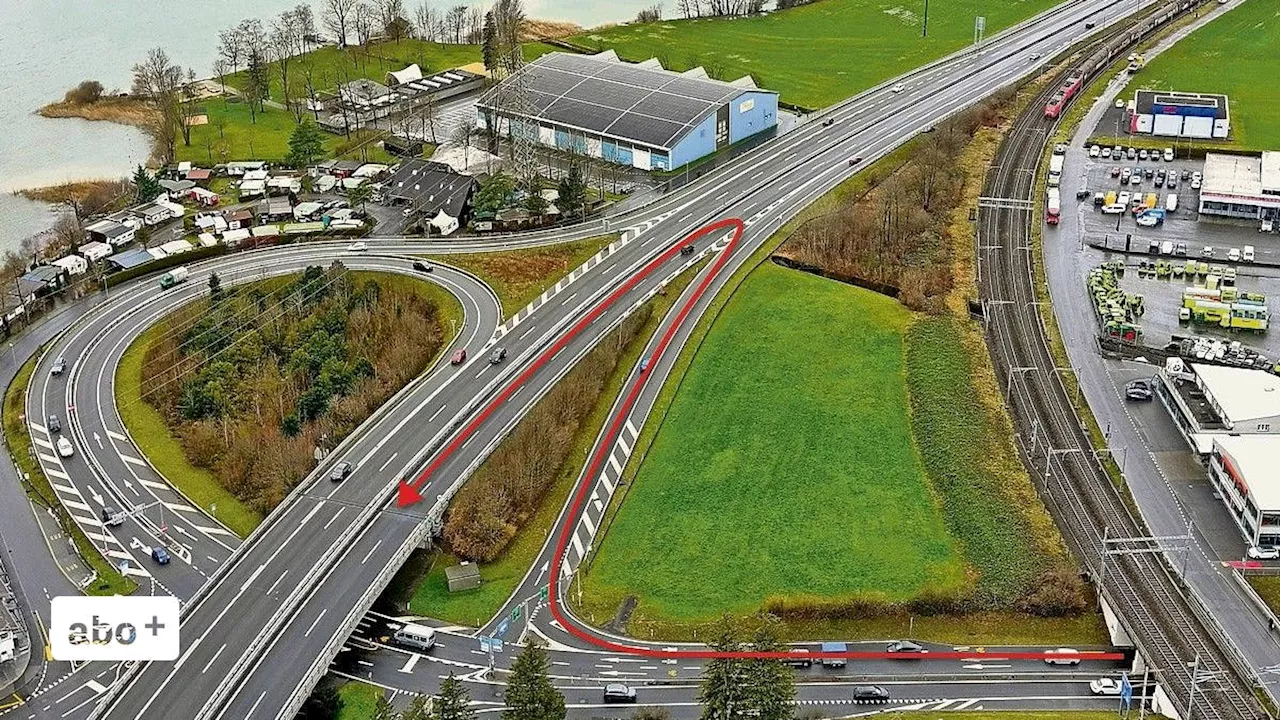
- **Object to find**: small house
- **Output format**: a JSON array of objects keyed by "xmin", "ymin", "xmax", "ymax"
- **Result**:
[
  {"xmin": 187, "ymin": 187, "xmax": 220, "ymax": 207},
  {"xmin": 331, "ymin": 160, "xmax": 363, "ymax": 179},
  {"xmin": 159, "ymin": 239, "xmax": 194, "ymax": 256},
  {"xmin": 263, "ymin": 198, "xmax": 293, "ymax": 221},
  {"xmin": 197, "ymin": 232, "xmax": 219, "ymax": 247},
  {"xmin": 266, "ymin": 176, "xmax": 302, "ymax": 195},
  {"xmin": 445, "ymin": 563, "xmax": 480, "ymax": 592},
  {"xmin": 238, "ymin": 179, "xmax": 267, "ymax": 199},
  {"xmin": 107, "ymin": 247, "xmax": 154, "ymax": 271},
  {"xmin": 51, "ymin": 255, "xmax": 88, "ymax": 276},
  {"xmin": 222, "ymin": 228, "xmax": 252, "ymax": 246},
  {"xmin": 386, "ymin": 64, "xmax": 423, "ymax": 88},
  {"xmin": 353, "ymin": 164, "xmax": 389, "ymax": 179},
  {"xmin": 159, "ymin": 178, "xmax": 195, "ymax": 201},
  {"xmin": 226, "ymin": 208, "xmax": 254, "ymax": 230},
  {"xmin": 226, "ymin": 160, "xmax": 267, "ymax": 176},
  {"xmin": 19, "ymin": 265, "xmax": 67, "ymax": 298},
  {"xmin": 133, "ymin": 202, "xmax": 177, "ymax": 226},
  {"xmin": 84, "ymin": 219, "xmax": 136, "ymax": 247},
  {"xmin": 79, "ymin": 241, "xmax": 113, "ymax": 262},
  {"xmin": 185, "ymin": 168, "xmax": 212, "ymax": 184},
  {"xmin": 293, "ymin": 202, "xmax": 324, "ymax": 221},
  {"xmin": 195, "ymin": 213, "xmax": 228, "ymax": 234}
]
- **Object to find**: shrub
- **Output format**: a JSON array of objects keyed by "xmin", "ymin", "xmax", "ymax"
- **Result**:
[
  {"xmin": 1016, "ymin": 567, "xmax": 1092, "ymax": 617},
  {"xmin": 64, "ymin": 80, "xmax": 105, "ymax": 105}
]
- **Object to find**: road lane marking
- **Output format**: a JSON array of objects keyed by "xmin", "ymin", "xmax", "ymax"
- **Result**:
[
  {"xmin": 400, "ymin": 654, "xmax": 421, "ymax": 674},
  {"xmin": 582, "ymin": 513, "xmax": 596, "ymax": 537},
  {"xmin": 304, "ymin": 609, "xmax": 328, "ymax": 638},
  {"xmin": 571, "ymin": 532, "xmax": 585, "ymax": 560},
  {"xmin": 193, "ymin": 525, "xmax": 234, "ymax": 537},
  {"xmin": 560, "ymin": 292, "xmax": 578, "ymax": 306},
  {"xmin": 378, "ymin": 453, "xmax": 399, "ymax": 472},
  {"xmin": 84, "ymin": 681, "xmax": 105, "ymax": 694},
  {"xmin": 52, "ymin": 483, "xmax": 76, "ymax": 494},
  {"xmin": 162, "ymin": 502, "xmax": 198, "ymax": 513},
  {"xmin": 265, "ymin": 570, "xmax": 290, "ymax": 595},
  {"xmin": 63, "ymin": 499, "xmax": 91, "ymax": 512},
  {"xmin": 428, "ymin": 405, "xmax": 447, "ymax": 422},
  {"xmin": 139, "ymin": 479, "xmax": 167, "ymax": 490},
  {"xmin": 118, "ymin": 454, "xmax": 147, "ymax": 467},
  {"xmin": 45, "ymin": 466, "xmax": 69, "ymax": 481},
  {"xmin": 624, "ymin": 419, "xmax": 639, "ymax": 440},
  {"xmin": 322, "ymin": 507, "xmax": 347, "ymax": 531},
  {"xmin": 361, "ymin": 540, "xmax": 384, "ymax": 565},
  {"xmin": 33, "ymin": 437, "xmax": 53, "ymax": 450},
  {"xmin": 200, "ymin": 643, "xmax": 227, "ymax": 674},
  {"xmin": 106, "ymin": 430, "xmax": 127, "ymax": 441}
]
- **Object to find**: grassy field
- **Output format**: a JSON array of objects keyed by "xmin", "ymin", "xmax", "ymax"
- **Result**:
[
  {"xmin": 426, "ymin": 234, "xmax": 617, "ymax": 318},
  {"xmin": 1249, "ymin": 575, "xmax": 1280, "ymax": 615},
  {"xmin": 114, "ymin": 271, "xmax": 461, "ymax": 538},
  {"xmin": 581, "ymin": 263, "xmax": 969, "ymax": 621},
  {"xmin": 403, "ymin": 264, "xmax": 700, "ymax": 626},
  {"xmin": 1133, "ymin": 0, "xmax": 1280, "ymax": 150},
  {"xmin": 336, "ymin": 681, "xmax": 382, "ymax": 720},
  {"xmin": 178, "ymin": 98, "xmax": 396, "ymax": 166},
  {"xmin": 4, "ymin": 355, "xmax": 136, "ymax": 595},
  {"xmin": 225, "ymin": 39, "xmax": 558, "ymax": 100},
  {"xmin": 572, "ymin": 0, "xmax": 1058, "ymax": 109}
]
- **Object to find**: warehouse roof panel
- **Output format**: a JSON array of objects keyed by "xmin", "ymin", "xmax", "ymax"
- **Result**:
[
  {"xmin": 478, "ymin": 52, "xmax": 774, "ymax": 150},
  {"xmin": 1192, "ymin": 362, "xmax": 1280, "ymax": 426}
]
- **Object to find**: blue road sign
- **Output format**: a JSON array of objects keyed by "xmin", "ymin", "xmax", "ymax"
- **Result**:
[
  {"xmin": 1120, "ymin": 674, "xmax": 1134, "ymax": 709},
  {"xmin": 479, "ymin": 636, "xmax": 492, "ymax": 653},
  {"xmin": 496, "ymin": 617, "xmax": 510, "ymax": 637},
  {"xmin": 493, "ymin": 639, "xmax": 504, "ymax": 653}
]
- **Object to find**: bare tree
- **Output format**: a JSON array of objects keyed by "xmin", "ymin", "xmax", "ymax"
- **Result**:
[
  {"xmin": 412, "ymin": 2, "xmax": 438, "ymax": 41},
  {"xmin": 271, "ymin": 10, "xmax": 306, "ymax": 115},
  {"xmin": 293, "ymin": 3, "xmax": 319, "ymax": 49},
  {"xmin": 491, "ymin": 0, "xmax": 525, "ymax": 52},
  {"xmin": 352, "ymin": 2, "xmax": 376, "ymax": 48},
  {"xmin": 323, "ymin": 0, "xmax": 358, "ymax": 47},
  {"xmin": 178, "ymin": 68, "xmax": 201, "ymax": 147},
  {"xmin": 445, "ymin": 4, "xmax": 467, "ymax": 44},
  {"xmin": 217, "ymin": 27, "xmax": 245, "ymax": 77},
  {"xmin": 131, "ymin": 48, "xmax": 185, "ymax": 163},
  {"xmin": 451, "ymin": 123, "xmax": 472, "ymax": 168}
]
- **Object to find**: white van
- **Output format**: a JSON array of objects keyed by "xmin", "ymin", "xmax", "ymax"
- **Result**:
[
  {"xmin": 1243, "ymin": 245, "xmax": 1255, "ymax": 263},
  {"xmin": 1161, "ymin": 240, "xmax": 1173, "ymax": 255},
  {"xmin": 392, "ymin": 623, "xmax": 437, "ymax": 651},
  {"xmin": 1165, "ymin": 194, "xmax": 1178, "ymax": 213}
]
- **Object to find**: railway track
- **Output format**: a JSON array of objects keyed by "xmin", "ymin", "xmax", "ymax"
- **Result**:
[{"xmin": 976, "ymin": 27, "xmax": 1264, "ymax": 720}]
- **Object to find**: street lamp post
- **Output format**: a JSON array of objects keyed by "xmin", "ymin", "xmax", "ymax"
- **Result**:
[{"xmin": 922, "ymin": 0, "xmax": 929, "ymax": 37}]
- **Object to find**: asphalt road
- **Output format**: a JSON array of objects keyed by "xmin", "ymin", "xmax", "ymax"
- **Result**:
[{"xmin": 0, "ymin": 0, "xmax": 1196, "ymax": 717}]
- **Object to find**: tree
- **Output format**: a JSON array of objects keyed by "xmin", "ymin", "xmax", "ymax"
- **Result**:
[
  {"xmin": 555, "ymin": 162, "xmax": 587, "ymax": 218},
  {"xmin": 347, "ymin": 181, "xmax": 373, "ymax": 211},
  {"xmin": 244, "ymin": 46, "xmax": 271, "ymax": 123},
  {"xmin": 473, "ymin": 174, "xmax": 514, "ymax": 216},
  {"xmin": 208, "ymin": 272, "xmax": 223, "ymax": 301},
  {"xmin": 63, "ymin": 80, "xmax": 104, "ymax": 105},
  {"xmin": 288, "ymin": 120, "xmax": 326, "ymax": 167},
  {"xmin": 698, "ymin": 616, "xmax": 746, "ymax": 720},
  {"xmin": 323, "ymin": 0, "xmax": 358, "ymax": 46},
  {"xmin": 522, "ymin": 188, "xmax": 548, "ymax": 217},
  {"xmin": 481, "ymin": 12, "xmax": 498, "ymax": 73},
  {"xmin": 217, "ymin": 28, "xmax": 245, "ymax": 78},
  {"xmin": 271, "ymin": 11, "xmax": 306, "ymax": 116},
  {"xmin": 133, "ymin": 165, "xmax": 162, "ymax": 203},
  {"xmin": 491, "ymin": 0, "xmax": 525, "ymax": 56},
  {"xmin": 294, "ymin": 3, "xmax": 320, "ymax": 49},
  {"xmin": 369, "ymin": 693, "xmax": 395, "ymax": 720},
  {"xmin": 445, "ymin": 5, "xmax": 468, "ymax": 43},
  {"xmin": 744, "ymin": 620, "xmax": 795, "ymax": 720},
  {"xmin": 378, "ymin": 0, "xmax": 411, "ymax": 41},
  {"xmin": 502, "ymin": 641, "xmax": 564, "ymax": 720},
  {"xmin": 178, "ymin": 69, "xmax": 200, "ymax": 147},
  {"xmin": 431, "ymin": 675, "xmax": 476, "ymax": 720},
  {"xmin": 131, "ymin": 48, "xmax": 185, "ymax": 163},
  {"xmin": 451, "ymin": 123, "xmax": 473, "ymax": 168}
]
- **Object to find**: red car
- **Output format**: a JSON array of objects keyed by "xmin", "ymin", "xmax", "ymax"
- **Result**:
[{"xmin": 450, "ymin": 348, "xmax": 467, "ymax": 365}]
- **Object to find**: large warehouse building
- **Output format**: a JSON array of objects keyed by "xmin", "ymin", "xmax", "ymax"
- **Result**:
[
  {"xmin": 476, "ymin": 51, "xmax": 778, "ymax": 171},
  {"xmin": 1129, "ymin": 89, "xmax": 1230, "ymax": 139},
  {"xmin": 1207, "ymin": 435, "xmax": 1280, "ymax": 549},
  {"xmin": 1199, "ymin": 152, "xmax": 1280, "ymax": 223}
]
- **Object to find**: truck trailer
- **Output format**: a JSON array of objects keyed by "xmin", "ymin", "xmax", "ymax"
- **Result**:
[{"xmin": 159, "ymin": 266, "xmax": 190, "ymax": 289}]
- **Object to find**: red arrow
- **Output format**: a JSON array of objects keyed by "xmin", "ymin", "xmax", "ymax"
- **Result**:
[{"xmin": 394, "ymin": 219, "xmax": 738, "ymax": 509}]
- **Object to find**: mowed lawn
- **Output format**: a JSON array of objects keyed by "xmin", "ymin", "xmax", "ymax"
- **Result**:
[
  {"xmin": 572, "ymin": 0, "xmax": 1058, "ymax": 109},
  {"xmin": 583, "ymin": 264, "xmax": 968, "ymax": 620},
  {"xmin": 1135, "ymin": 0, "xmax": 1280, "ymax": 150},
  {"xmin": 178, "ymin": 98, "xmax": 395, "ymax": 165}
]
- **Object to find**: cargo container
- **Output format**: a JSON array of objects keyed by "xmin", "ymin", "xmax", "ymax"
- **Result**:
[{"xmin": 159, "ymin": 266, "xmax": 190, "ymax": 289}]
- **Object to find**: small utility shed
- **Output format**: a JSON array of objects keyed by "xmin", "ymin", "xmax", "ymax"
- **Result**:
[
  {"xmin": 107, "ymin": 247, "xmax": 155, "ymax": 271},
  {"xmin": 445, "ymin": 563, "xmax": 481, "ymax": 592}
]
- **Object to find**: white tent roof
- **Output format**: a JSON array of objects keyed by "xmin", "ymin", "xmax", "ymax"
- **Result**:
[{"xmin": 388, "ymin": 64, "xmax": 423, "ymax": 86}]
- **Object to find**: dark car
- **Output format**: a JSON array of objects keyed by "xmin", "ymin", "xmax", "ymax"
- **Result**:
[
  {"xmin": 786, "ymin": 648, "xmax": 813, "ymax": 668},
  {"xmin": 602, "ymin": 684, "xmax": 637, "ymax": 704},
  {"xmin": 450, "ymin": 348, "xmax": 467, "ymax": 365},
  {"xmin": 51, "ymin": 356, "xmax": 66, "ymax": 375},
  {"xmin": 411, "ymin": 261, "xmax": 434, "ymax": 273},
  {"xmin": 489, "ymin": 347, "xmax": 507, "ymax": 364},
  {"xmin": 1085, "ymin": 21, "xmax": 1095, "ymax": 28},
  {"xmin": 853, "ymin": 685, "xmax": 890, "ymax": 702},
  {"xmin": 1076, "ymin": 189, "xmax": 1091, "ymax": 200},
  {"xmin": 1125, "ymin": 379, "xmax": 1153, "ymax": 401},
  {"xmin": 680, "ymin": 244, "xmax": 695, "ymax": 256},
  {"xmin": 47, "ymin": 414, "xmax": 61, "ymax": 433},
  {"xmin": 151, "ymin": 546, "xmax": 171, "ymax": 565},
  {"xmin": 102, "ymin": 506, "xmax": 125, "ymax": 527},
  {"xmin": 329, "ymin": 461, "xmax": 353, "ymax": 482},
  {"xmin": 886, "ymin": 639, "xmax": 925, "ymax": 655},
  {"xmin": 822, "ymin": 117, "xmax": 836, "ymax": 127},
  {"xmin": 848, "ymin": 156, "xmax": 862, "ymax": 166}
]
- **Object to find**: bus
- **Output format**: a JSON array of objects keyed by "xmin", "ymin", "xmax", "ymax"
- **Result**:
[{"xmin": 393, "ymin": 623, "xmax": 437, "ymax": 651}]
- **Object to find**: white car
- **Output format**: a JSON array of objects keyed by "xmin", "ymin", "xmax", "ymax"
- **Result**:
[
  {"xmin": 1089, "ymin": 145, "xmax": 1101, "ymax": 158},
  {"xmin": 1114, "ymin": 98, "xmax": 1125, "ymax": 109},
  {"xmin": 1090, "ymin": 678, "xmax": 1123, "ymax": 696},
  {"xmin": 56, "ymin": 437, "xmax": 74, "ymax": 458},
  {"xmin": 1163, "ymin": 147, "xmax": 1174, "ymax": 162},
  {"xmin": 1247, "ymin": 546, "xmax": 1279, "ymax": 560},
  {"xmin": 1102, "ymin": 203, "xmax": 1127, "ymax": 215},
  {"xmin": 1136, "ymin": 214, "xmax": 1160, "ymax": 228},
  {"xmin": 1044, "ymin": 648, "xmax": 1082, "ymax": 666},
  {"xmin": 347, "ymin": 241, "xmax": 368, "ymax": 252},
  {"xmin": 891, "ymin": 83, "xmax": 905, "ymax": 93},
  {"xmin": 1228, "ymin": 248, "xmax": 1241, "ymax": 262},
  {"xmin": 1101, "ymin": 147, "xmax": 1112, "ymax": 159}
]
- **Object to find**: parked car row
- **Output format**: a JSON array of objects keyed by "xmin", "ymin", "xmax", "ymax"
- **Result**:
[{"xmin": 1090, "ymin": 144, "xmax": 1175, "ymax": 163}]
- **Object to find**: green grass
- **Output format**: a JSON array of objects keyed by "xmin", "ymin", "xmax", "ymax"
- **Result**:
[
  {"xmin": 179, "ymin": 98, "xmax": 397, "ymax": 166},
  {"xmin": 1249, "ymin": 575, "xmax": 1280, "ymax": 615},
  {"xmin": 4, "ymin": 355, "xmax": 136, "ymax": 596},
  {"xmin": 572, "ymin": 0, "xmax": 1058, "ymax": 109},
  {"xmin": 113, "ymin": 271, "xmax": 461, "ymax": 538},
  {"xmin": 404, "ymin": 264, "xmax": 701, "ymax": 626},
  {"xmin": 582, "ymin": 263, "xmax": 969, "ymax": 621},
  {"xmin": 116, "ymin": 324, "xmax": 263, "ymax": 538},
  {"xmin": 336, "ymin": 681, "xmax": 383, "ymax": 720},
  {"xmin": 426, "ymin": 234, "xmax": 618, "ymax": 318},
  {"xmin": 1132, "ymin": 0, "xmax": 1280, "ymax": 150}
]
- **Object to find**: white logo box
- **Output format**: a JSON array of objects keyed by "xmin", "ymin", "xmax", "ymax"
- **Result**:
[{"xmin": 51, "ymin": 596, "xmax": 181, "ymax": 661}]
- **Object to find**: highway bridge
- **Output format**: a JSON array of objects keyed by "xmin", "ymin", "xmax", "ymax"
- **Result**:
[{"xmin": 1, "ymin": 0, "xmax": 1270, "ymax": 718}]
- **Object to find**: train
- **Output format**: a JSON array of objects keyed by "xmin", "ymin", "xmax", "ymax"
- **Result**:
[{"xmin": 1043, "ymin": 74, "xmax": 1084, "ymax": 119}]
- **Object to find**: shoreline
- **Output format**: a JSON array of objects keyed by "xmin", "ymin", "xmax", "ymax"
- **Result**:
[{"xmin": 38, "ymin": 96, "xmax": 158, "ymax": 132}]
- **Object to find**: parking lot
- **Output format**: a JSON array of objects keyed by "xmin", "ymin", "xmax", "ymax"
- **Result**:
[{"xmin": 1058, "ymin": 144, "xmax": 1280, "ymax": 355}]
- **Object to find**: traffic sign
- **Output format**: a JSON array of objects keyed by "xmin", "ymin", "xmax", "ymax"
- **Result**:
[
  {"xmin": 539, "ymin": 584, "xmax": 549, "ymax": 602},
  {"xmin": 496, "ymin": 617, "xmax": 510, "ymax": 637},
  {"xmin": 479, "ymin": 636, "xmax": 493, "ymax": 653},
  {"xmin": 1120, "ymin": 674, "xmax": 1133, "ymax": 709},
  {"xmin": 492, "ymin": 639, "xmax": 504, "ymax": 653},
  {"xmin": 511, "ymin": 605, "xmax": 521, "ymax": 623}
]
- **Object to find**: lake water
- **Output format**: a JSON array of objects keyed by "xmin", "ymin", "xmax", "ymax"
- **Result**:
[{"xmin": 0, "ymin": 0, "xmax": 655, "ymax": 253}]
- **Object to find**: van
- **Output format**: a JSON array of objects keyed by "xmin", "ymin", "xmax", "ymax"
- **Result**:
[
  {"xmin": 1243, "ymin": 246, "xmax": 1255, "ymax": 263},
  {"xmin": 1165, "ymin": 194, "xmax": 1178, "ymax": 213},
  {"xmin": 393, "ymin": 623, "xmax": 437, "ymax": 651},
  {"xmin": 1161, "ymin": 241, "xmax": 1173, "ymax": 256},
  {"xmin": 820, "ymin": 641, "xmax": 847, "ymax": 668}
]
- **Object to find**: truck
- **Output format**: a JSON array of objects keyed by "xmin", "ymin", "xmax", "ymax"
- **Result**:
[
  {"xmin": 1046, "ymin": 188, "xmax": 1061, "ymax": 225},
  {"xmin": 159, "ymin": 266, "xmax": 190, "ymax": 289},
  {"xmin": 1048, "ymin": 154, "xmax": 1065, "ymax": 178}
]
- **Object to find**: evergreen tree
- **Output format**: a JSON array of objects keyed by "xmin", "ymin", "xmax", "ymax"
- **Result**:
[
  {"xmin": 370, "ymin": 693, "xmax": 396, "ymax": 720},
  {"xmin": 473, "ymin": 174, "xmax": 515, "ymax": 216},
  {"xmin": 347, "ymin": 181, "xmax": 373, "ymax": 211},
  {"xmin": 431, "ymin": 675, "xmax": 476, "ymax": 720},
  {"xmin": 133, "ymin": 164, "xmax": 162, "ymax": 203},
  {"xmin": 288, "ymin": 120, "xmax": 326, "ymax": 168},
  {"xmin": 481, "ymin": 12, "xmax": 498, "ymax": 74},
  {"xmin": 555, "ymin": 162, "xmax": 587, "ymax": 218},
  {"xmin": 745, "ymin": 619, "xmax": 795, "ymax": 720},
  {"xmin": 502, "ymin": 641, "xmax": 565, "ymax": 720},
  {"xmin": 208, "ymin": 271, "xmax": 222, "ymax": 301},
  {"xmin": 698, "ymin": 616, "xmax": 746, "ymax": 720},
  {"xmin": 399, "ymin": 695, "xmax": 431, "ymax": 720}
]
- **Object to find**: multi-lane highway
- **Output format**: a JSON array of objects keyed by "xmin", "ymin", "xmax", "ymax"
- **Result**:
[{"xmin": 0, "ymin": 0, "xmax": 1249, "ymax": 717}]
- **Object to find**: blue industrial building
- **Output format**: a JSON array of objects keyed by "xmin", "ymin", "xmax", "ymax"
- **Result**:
[{"xmin": 476, "ymin": 52, "xmax": 778, "ymax": 171}]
